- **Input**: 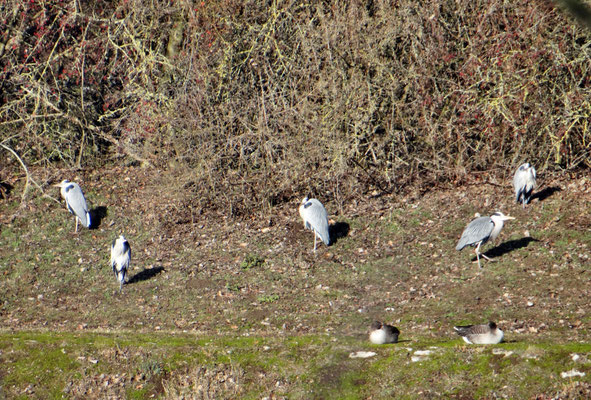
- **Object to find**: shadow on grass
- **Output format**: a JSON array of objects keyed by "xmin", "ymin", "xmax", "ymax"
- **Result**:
[
  {"xmin": 479, "ymin": 237, "xmax": 540, "ymax": 260},
  {"xmin": 128, "ymin": 266, "xmax": 165, "ymax": 285},
  {"xmin": 89, "ymin": 206, "xmax": 108, "ymax": 229},
  {"xmin": 532, "ymin": 186, "xmax": 561, "ymax": 202},
  {"xmin": 329, "ymin": 221, "xmax": 350, "ymax": 245},
  {"xmin": 0, "ymin": 181, "xmax": 13, "ymax": 199}
]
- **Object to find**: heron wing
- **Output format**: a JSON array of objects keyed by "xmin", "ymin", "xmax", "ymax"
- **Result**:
[
  {"xmin": 110, "ymin": 239, "xmax": 118, "ymax": 270},
  {"xmin": 122, "ymin": 241, "xmax": 131, "ymax": 269},
  {"xmin": 513, "ymin": 166, "xmax": 536, "ymax": 202},
  {"xmin": 64, "ymin": 183, "xmax": 90, "ymax": 227},
  {"xmin": 456, "ymin": 217, "xmax": 494, "ymax": 250},
  {"xmin": 111, "ymin": 239, "xmax": 131, "ymax": 272},
  {"xmin": 300, "ymin": 199, "xmax": 330, "ymax": 245}
]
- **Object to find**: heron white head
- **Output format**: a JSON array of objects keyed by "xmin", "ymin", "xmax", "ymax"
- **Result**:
[
  {"xmin": 53, "ymin": 179, "xmax": 72, "ymax": 193},
  {"xmin": 111, "ymin": 235, "xmax": 131, "ymax": 293},
  {"xmin": 53, "ymin": 179, "xmax": 91, "ymax": 231},
  {"xmin": 489, "ymin": 212, "xmax": 515, "ymax": 242},
  {"xmin": 53, "ymin": 179, "xmax": 69, "ymax": 187},
  {"xmin": 490, "ymin": 212, "xmax": 515, "ymax": 223},
  {"xmin": 298, "ymin": 196, "xmax": 330, "ymax": 251}
]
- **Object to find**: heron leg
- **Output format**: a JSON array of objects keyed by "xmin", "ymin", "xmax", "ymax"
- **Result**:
[
  {"xmin": 313, "ymin": 231, "xmax": 318, "ymax": 252},
  {"xmin": 474, "ymin": 242, "xmax": 482, "ymax": 269},
  {"xmin": 75, "ymin": 217, "xmax": 79, "ymax": 233},
  {"xmin": 480, "ymin": 253, "xmax": 493, "ymax": 261}
]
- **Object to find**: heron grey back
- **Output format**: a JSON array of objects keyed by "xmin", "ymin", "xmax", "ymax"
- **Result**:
[
  {"xmin": 456, "ymin": 217, "xmax": 495, "ymax": 250},
  {"xmin": 513, "ymin": 163, "xmax": 536, "ymax": 205},
  {"xmin": 299, "ymin": 198, "xmax": 330, "ymax": 245}
]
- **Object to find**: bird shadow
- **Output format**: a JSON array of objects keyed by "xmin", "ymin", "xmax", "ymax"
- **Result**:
[
  {"xmin": 0, "ymin": 181, "xmax": 13, "ymax": 199},
  {"xmin": 329, "ymin": 221, "xmax": 350, "ymax": 245},
  {"xmin": 89, "ymin": 206, "xmax": 108, "ymax": 229},
  {"xmin": 478, "ymin": 237, "xmax": 540, "ymax": 260},
  {"xmin": 531, "ymin": 186, "xmax": 561, "ymax": 202},
  {"xmin": 128, "ymin": 266, "xmax": 165, "ymax": 285}
]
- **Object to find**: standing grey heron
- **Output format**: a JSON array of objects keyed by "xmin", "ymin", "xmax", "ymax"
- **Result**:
[
  {"xmin": 513, "ymin": 162, "xmax": 536, "ymax": 207},
  {"xmin": 299, "ymin": 197, "xmax": 330, "ymax": 252},
  {"xmin": 456, "ymin": 212, "xmax": 515, "ymax": 268},
  {"xmin": 54, "ymin": 180, "xmax": 91, "ymax": 232},
  {"xmin": 111, "ymin": 235, "xmax": 131, "ymax": 292},
  {"xmin": 369, "ymin": 321, "xmax": 400, "ymax": 344},
  {"xmin": 454, "ymin": 321, "xmax": 503, "ymax": 344}
]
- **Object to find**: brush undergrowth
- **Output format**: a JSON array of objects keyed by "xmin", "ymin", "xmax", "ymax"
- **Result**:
[{"xmin": 1, "ymin": 0, "xmax": 591, "ymax": 213}]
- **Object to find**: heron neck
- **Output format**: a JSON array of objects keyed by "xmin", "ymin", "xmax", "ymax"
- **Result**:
[{"xmin": 490, "ymin": 220, "xmax": 504, "ymax": 241}]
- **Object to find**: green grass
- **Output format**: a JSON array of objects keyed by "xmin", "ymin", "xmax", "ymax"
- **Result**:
[
  {"xmin": 2, "ymin": 330, "xmax": 589, "ymax": 399},
  {"xmin": 2, "ymin": 172, "xmax": 591, "ymax": 398}
]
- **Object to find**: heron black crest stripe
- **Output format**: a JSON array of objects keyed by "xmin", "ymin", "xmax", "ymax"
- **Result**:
[
  {"xmin": 65, "ymin": 184, "xmax": 74, "ymax": 193},
  {"xmin": 303, "ymin": 202, "xmax": 312, "ymax": 209}
]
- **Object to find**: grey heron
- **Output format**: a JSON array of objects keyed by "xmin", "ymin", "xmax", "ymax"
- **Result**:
[
  {"xmin": 454, "ymin": 322, "xmax": 503, "ymax": 344},
  {"xmin": 513, "ymin": 162, "xmax": 536, "ymax": 207},
  {"xmin": 54, "ymin": 180, "xmax": 91, "ymax": 232},
  {"xmin": 111, "ymin": 235, "xmax": 131, "ymax": 292},
  {"xmin": 369, "ymin": 321, "xmax": 400, "ymax": 344},
  {"xmin": 456, "ymin": 212, "xmax": 515, "ymax": 268},
  {"xmin": 299, "ymin": 197, "xmax": 330, "ymax": 252}
]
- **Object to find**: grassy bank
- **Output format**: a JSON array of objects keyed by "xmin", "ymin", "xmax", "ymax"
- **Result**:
[{"xmin": 2, "ymin": 330, "xmax": 591, "ymax": 399}]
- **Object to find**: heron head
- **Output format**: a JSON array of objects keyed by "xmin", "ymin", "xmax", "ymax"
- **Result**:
[
  {"xmin": 301, "ymin": 197, "xmax": 309, "ymax": 205},
  {"xmin": 491, "ymin": 212, "xmax": 515, "ymax": 222},
  {"xmin": 53, "ymin": 179, "xmax": 70, "ymax": 188}
]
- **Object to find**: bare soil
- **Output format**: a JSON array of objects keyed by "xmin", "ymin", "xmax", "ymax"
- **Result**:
[{"xmin": 1, "ymin": 165, "xmax": 591, "ymax": 398}]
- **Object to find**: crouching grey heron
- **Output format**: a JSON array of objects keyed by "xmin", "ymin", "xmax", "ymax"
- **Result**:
[
  {"xmin": 456, "ymin": 212, "xmax": 515, "ymax": 268},
  {"xmin": 299, "ymin": 197, "xmax": 330, "ymax": 252},
  {"xmin": 369, "ymin": 321, "xmax": 400, "ymax": 344},
  {"xmin": 54, "ymin": 180, "xmax": 91, "ymax": 232},
  {"xmin": 454, "ymin": 322, "xmax": 503, "ymax": 344},
  {"xmin": 111, "ymin": 235, "xmax": 131, "ymax": 292},
  {"xmin": 513, "ymin": 162, "xmax": 536, "ymax": 207}
]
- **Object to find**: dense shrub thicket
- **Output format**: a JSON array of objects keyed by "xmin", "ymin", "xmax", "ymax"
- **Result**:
[{"xmin": 1, "ymin": 0, "xmax": 590, "ymax": 212}]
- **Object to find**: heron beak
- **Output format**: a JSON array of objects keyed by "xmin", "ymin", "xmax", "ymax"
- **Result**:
[{"xmin": 503, "ymin": 216, "xmax": 516, "ymax": 221}]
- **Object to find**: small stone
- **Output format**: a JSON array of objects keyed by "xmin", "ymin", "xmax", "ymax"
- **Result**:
[
  {"xmin": 349, "ymin": 351, "xmax": 376, "ymax": 358},
  {"xmin": 561, "ymin": 369, "xmax": 585, "ymax": 378}
]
